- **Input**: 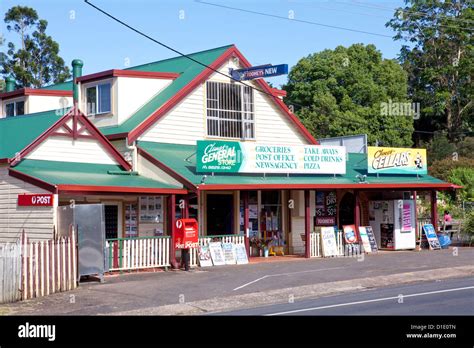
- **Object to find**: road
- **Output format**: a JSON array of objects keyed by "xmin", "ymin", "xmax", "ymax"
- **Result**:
[{"xmin": 219, "ymin": 276, "xmax": 474, "ymax": 315}]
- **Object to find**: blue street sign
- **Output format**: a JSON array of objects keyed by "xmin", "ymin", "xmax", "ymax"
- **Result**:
[{"xmin": 230, "ymin": 64, "xmax": 288, "ymax": 81}]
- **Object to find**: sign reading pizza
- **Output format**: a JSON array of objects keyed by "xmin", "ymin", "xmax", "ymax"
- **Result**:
[
  {"xmin": 367, "ymin": 147, "xmax": 427, "ymax": 174},
  {"xmin": 196, "ymin": 140, "xmax": 346, "ymax": 174},
  {"xmin": 18, "ymin": 194, "xmax": 54, "ymax": 207}
]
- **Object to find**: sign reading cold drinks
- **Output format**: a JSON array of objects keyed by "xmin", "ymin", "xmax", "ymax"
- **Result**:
[{"xmin": 196, "ymin": 140, "xmax": 346, "ymax": 174}]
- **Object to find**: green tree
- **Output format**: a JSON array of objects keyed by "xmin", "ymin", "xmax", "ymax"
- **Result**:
[
  {"xmin": 0, "ymin": 6, "xmax": 70, "ymax": 87},
  {"xmin": 283, "ymin": 44, "xmax": 414, "ymax": 146},
  {"xmin": 386, "ymin": 0, "xmax": 474, "ymax": 141}
]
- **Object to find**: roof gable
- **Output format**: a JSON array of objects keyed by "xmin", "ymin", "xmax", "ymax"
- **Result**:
[{"xmin": 8, "ymin": 107, "xmax": 132, "ymax": 170}]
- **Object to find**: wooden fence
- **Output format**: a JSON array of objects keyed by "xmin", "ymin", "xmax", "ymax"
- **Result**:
[
  {"xmin": 0, "ymin": 231, "xmax": 77, "ymax": 304},
  {"xmin": 309, "ymin": 230, "xmax": 348, "ymax": 258},
  {"xmin": 105, "ymin": 236, "xmax": 170, "ymax": 271},
  {"xmin": 190, "ymin": 235, "xmax": 245, "ymax": 267}
]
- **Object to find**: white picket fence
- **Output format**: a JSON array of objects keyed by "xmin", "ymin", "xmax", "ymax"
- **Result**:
[
  {"xmin": 309, "ymin": 231, "xmax": 345, "ymax": 258},
  {"xmin": 106, "ymin": 236, "xmax": 170, "ymax": 271},
  {"xmin": 0, "ymin": 242, "xmax": 22, "ymax": 303},
  {"xmin": 0, "ymin": 231, "xmax": 77, "ymax": 304},
  {"xmin": 190, "ymin": 235, "xmax": 245, "ymax": 267}
]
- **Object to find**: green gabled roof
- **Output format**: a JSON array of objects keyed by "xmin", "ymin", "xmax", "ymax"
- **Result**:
[
  {"xmin": 0, "ymin": 109, "xmax": 67, "ymax": 159},
  {"xmin": 138, "ymin": 141, "xmax": 448, "ymax": 187},
  {"xmin": 100, "ymin": 45, "xmax": 233, "ymax": 136},
  {"xmin": 12, "ymin": 159, "xmax": 183, "ymax": 189}
]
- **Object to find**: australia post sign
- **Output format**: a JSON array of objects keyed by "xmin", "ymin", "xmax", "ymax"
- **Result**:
[
  {"xmin": 367, "ymin": 147, "xmax": 427, "ymax": 174},
  {"xmin": 18, "ymin": 194, "xmax": 54, "ymax": 207},
  {"xmin": 196, "ymin": 140, "xmax": 346, "ymax": 174}
]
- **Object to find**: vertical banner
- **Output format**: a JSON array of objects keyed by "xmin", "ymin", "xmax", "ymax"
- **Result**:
[{"xmin": 402, "ymin": 203, "xmax": 412, "ymax": 232}]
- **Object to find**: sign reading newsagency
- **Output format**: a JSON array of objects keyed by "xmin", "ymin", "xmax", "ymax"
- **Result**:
[{"xmin": 196, "ymin": 140, "xmax": 346, "ymax": 174}]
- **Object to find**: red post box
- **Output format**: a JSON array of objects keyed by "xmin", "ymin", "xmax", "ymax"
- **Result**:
[{"xmin": 175, "ymin": 218, "xmax": 199, "ymax": 249}]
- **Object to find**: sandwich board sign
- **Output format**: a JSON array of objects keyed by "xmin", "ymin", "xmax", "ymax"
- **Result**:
[
  {"xmin": 234, "ymin": 244, "xmax": 249, "ymax": 265},
  {"xmin": 222, "ymin": 243, "xmax": 237, "ymax": 265},
  {"xmin": 358, "ymin": 226, "xmax": 373, "ymax": 253},
  {"xmin": 422, "ymin": 224, "xmax": 441, "ymax": 250},
  {"xmin": 208, "ymin": 242, "xmax": 226, "ymax": 265},
  {"xmin": 198, "ymin": 245, "xmax": 213, "ymax": 267},
  {"xmin": 321, "ymin": 226, "xmax": 339, "ymax": 257},
  {"xmin": 343, "ymin": 225, "xmax": 358, "ymax": 244}
]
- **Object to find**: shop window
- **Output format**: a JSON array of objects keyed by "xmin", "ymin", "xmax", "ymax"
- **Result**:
[
  {"xmin": 315, "ymin": 191, "xmax": 338, "ymax": 227},
  {"xmin": 260, "ymin": 191, "xmax": 282, "ymax": 241},
  {"xmin": 239, "ymin": 191, "xmax": 258, "ymax": 237},
  {"xmin": 86, "ymin": 82, "xmax": 111, "ymax": 116},
  {"xmin": 5, "ymin": 100, "xmax": 25, "ymax": 117},
  {"xmin": 124, "ymin": 203, "xmax": 138, "ymax": 238},
  {"xmin": 206, "ymin": 81, "xmax": 254, "ymax": 139},
  {"xmin": 104, "ymin": 205, "xmax": 119, "ymax": 239},
  {"xmin": 139, "ymin": 196, "xmax": 164, "ymax": 236}
]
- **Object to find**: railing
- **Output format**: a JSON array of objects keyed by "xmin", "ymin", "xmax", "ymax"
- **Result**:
[
  {"xmin": 190, "ymin": 234, "xmax": 245, "ymax": 267},
  {"xmin": 309, "ymin": 230, "xmax": 350, "ymax": 258},
  {"xmin": 106, "ymin": 236, "xmax": 170, "ymax": 271}
]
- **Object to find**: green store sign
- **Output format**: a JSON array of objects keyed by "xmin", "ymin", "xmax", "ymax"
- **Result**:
[{"xmin": 196, "ymin": 140, "xmax": 346, "ymax": 174}]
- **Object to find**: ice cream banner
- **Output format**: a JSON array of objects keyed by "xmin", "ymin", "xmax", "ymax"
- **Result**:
[
  {"xmin": 367, "ymin": 147, "xmax": 427, "ymax": 174},
  {"xmin": 196, "ymin": 140, "xmax": 346, "ymax": 174}
]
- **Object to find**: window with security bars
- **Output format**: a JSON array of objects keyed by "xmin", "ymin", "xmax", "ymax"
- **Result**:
[{"xmin": 206, "ymin": 81, "xmax": 255, "ymax": 139}]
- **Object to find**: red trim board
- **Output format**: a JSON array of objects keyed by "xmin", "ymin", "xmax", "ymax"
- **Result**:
[
  {"xmin": 77, "ymin": 69, "xmax": 180, "ymax": 83},
  {"xmin": 9, "ymin": 107, "xmax": 132, "ymax": 171},
  {"xmin": 57, "ymin": 184, "xmax": 187, "ymax": 195},
  {"xmin": 8, "ymin": 169, "xmax": 57, "ymax": 193},
  {"xmin": 0, "ymin": 88, "xmax": 72, "ymax": 100},
  {"xmin": 128, "ymin": 45, "xmax": 318, "ymax": 145}
]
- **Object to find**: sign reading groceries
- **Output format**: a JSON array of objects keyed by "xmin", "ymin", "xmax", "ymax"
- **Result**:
[
  {"xmin": 18, "ymin": 194, "xmax": 54, "ymax": 207},
  {"xmin": 367, "ymin": 147, "xmax": 427, "ymax": 174},
  {"xmin": 196, "ymin": 140, "xmax": 346, "ymax": 174}
]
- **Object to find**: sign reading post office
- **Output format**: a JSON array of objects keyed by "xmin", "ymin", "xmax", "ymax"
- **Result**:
[{"xmin": 196, "ymin": 140, "xmax": 346, "ymax": 174}]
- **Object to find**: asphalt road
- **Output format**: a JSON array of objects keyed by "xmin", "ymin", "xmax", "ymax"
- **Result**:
[{"xmin": 219, "ymin": 276, "xmax": 474, "ymax": 315}]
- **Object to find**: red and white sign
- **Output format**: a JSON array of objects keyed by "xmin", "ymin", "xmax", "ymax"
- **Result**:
[{"xmin": 18, "ymin": 194, "xmax": 54, "ymax": 207}]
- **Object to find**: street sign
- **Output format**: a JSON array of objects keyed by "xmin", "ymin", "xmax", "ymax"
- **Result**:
[{"xmin": 230, "ymin": 64, "xmax": 288, "ymax": 81}]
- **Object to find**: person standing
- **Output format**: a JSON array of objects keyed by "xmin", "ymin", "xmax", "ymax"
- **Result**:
[{"xmin": 443, "ymin": 210, "xmax": 453, "ymax": 237}]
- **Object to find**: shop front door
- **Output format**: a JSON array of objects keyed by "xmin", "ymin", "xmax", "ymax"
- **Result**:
[
  {"xmin": 339, "ymin": 192, "xmax": 355, "ymax": 228},
  {"xmin": 207, "ymin": 194, "xmax": 234, "ymax": 236}
]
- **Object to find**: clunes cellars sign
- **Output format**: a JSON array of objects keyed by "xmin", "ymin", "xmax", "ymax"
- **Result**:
[
  {"xmin": 367, "ymin": 147, "xmax": 427, "ymax": 175},
  {"xmin": 196, "ymin": 140, "xmax": 346, "ymax": 174}
]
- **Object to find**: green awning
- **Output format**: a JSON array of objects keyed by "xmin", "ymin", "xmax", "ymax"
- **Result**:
[
  {"xmin": 10, "ymin": 159, "xmax": 186, "ymax": 194},
  {"xmin": 138, "ymin": 141, "xmax": 454, "ymax": 190}
]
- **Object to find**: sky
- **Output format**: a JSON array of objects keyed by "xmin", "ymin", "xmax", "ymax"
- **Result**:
[{"xmin": 0, "ymin": 0, "xmax": 407, "ymax": 87}]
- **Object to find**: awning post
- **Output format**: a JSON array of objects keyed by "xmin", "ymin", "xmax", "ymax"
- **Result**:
[
  {"xmin": 243, "ymin": 191, "xmax": 250, "ymax": 257},
  {"xmin": 431, "ymin": 190, "xmax": 438, "ymax": 232},
  {"xmin": 304, "ymin": 190, "xmax": 311, "ymax": 258},
  {"xmin": 169, "ymin": 194, "xmax": 178, "ymax": 269}
]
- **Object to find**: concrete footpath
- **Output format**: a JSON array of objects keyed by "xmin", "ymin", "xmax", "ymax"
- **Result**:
[{"xmin": 1, "ymin": 247, "xmax": 473, "ymax": 315}]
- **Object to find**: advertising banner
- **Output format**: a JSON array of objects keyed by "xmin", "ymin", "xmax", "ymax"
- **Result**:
[
  {"xmin": 321, "ymin": 226, "xmax": 339, "ymax": 257},
  {"xmin": 196, "ymin": 140, "xmax": 346, "ymax": 174},
  {"xmin": 343, "ymin": 225, "xmax": 358, "ymax": 244},
  {"xmin": 208, "ymin": 242, "xmax": 226, "ymax": 266},
  {"xmin": 367, "ymin": 147, "xmax": 427, "ymax": 174},
  {"xmin": 358, "ymin": 227, "xmax": 373, "ymax": 253},
  {"xmin": 422, "ymin": 224, "xmax": 441, "ymax": 250},
  {"xmin": 198, "ymin": 245, "xmax": 213, "ymax": 267}
]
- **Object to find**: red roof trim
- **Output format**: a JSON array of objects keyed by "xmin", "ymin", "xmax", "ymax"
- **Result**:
[
  {"xmin": 0, "ymin": 88, "xmax": 72, "ymax": 100},
  {"xmin": 57, "ymin": 184, "xmax": 187, "ymax": 195},
  {"xmin": 137, "ymin": 147, "xmax": 197, "ymax": 192},
  {"xmin": 9, "ymin": 107, "xmax": 133, "ymax": 171},
  {"xmin": 76, "ymin": 69, "xmax": 180, "ymax": 83},
  {"xmin": 128, "ymin": 45, "xmax": 318, "ymax": 145},
  {"xmin": 197, "ymin": 183, "xmax": 456, "ymax": 191},
  {"xmin": 9, "ymin": 168, "xmax": 57, "ymax": 193},
  {"xmin": 270, "ymin": 88, "xmax": 287, "ymax": 97}
]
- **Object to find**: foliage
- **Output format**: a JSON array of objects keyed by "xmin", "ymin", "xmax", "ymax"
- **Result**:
[
  {"xmin": 0, "ymin": 6, "xmax": 70, "ymax": 87},
  {"xmin": 386, "ymin": 0, "xmax": 474, "ymax": 141},
  {"xmin": 448, "ymin": 167, "xmax": 474, "ymax": 203},
  {"xmin": 463, "ymin": 211, "xmax": 474, "ymax": 236},
  {"xmin": 249, "ymin": 237, "xmax": 272, "ymax": 250},
  {"xmin": 283, "ymin": 44, "xmax": 413, "ymax": 146},
  {"xmin": 428, "ymin": 157, "xmax": 474, "ymax": 181},
  {"xmin": 0, "ymin": 79, "xmax": 4, "ymax": 92}
]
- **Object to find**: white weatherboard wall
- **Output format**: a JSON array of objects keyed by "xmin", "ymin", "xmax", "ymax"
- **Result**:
[
  {"xmin": 139, "ymin": 57, "xmax": 309, "ymax": 145},
  {"xmin": 137, "ymin": 154, "xmax": 182, "ymax": 187},
  {"xmin": 0, "ymin": 166, "xmax": 56, "ymax": 242},
  {"xmin": 26, "ymin": 135, "xmax": 118, "ymax": 165},
  {"xmin": 28, "ymin": 95, "xmax": 73, "ymax": 114}
]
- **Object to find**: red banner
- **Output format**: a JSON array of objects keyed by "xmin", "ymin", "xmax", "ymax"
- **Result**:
[{"xmin": 18, "ymin": 194, "xmax": 54, "ymax": 207}]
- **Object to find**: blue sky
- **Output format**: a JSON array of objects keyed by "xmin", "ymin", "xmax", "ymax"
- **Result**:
[{"xmin": 0, "ymin": 0, "xmax": 406, "ymax": 87}]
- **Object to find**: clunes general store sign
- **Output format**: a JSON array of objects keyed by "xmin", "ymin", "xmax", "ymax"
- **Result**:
[
  {"xmin": 196, "ymin": 140, "xmax": 346, "ymax": 174},
  {"xmin": 367, "ymin": 147, "xmax": 427, "ymax": 175}
]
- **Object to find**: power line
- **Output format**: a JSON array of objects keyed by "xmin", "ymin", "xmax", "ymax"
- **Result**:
[
  {"xmin": 194, "ymin": 0, "xmax": 393, "ymax": 38},
  {"xmin": 83, "ymin": 0, "xmax": 470, "ymax": 138}
]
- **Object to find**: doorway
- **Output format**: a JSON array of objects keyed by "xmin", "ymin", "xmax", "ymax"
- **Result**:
[
  {"xmin": 206, "ymin": 194, "xmax": 234, "ymax": 235},
  {"xmin": 339, "ymin": 192, "xmax": 355, "ymax": 228}
]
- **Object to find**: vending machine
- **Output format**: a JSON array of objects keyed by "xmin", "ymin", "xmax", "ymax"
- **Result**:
[{"xmin": 369, "ymin": 200, "xmax": 416, "ymax": 250}]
